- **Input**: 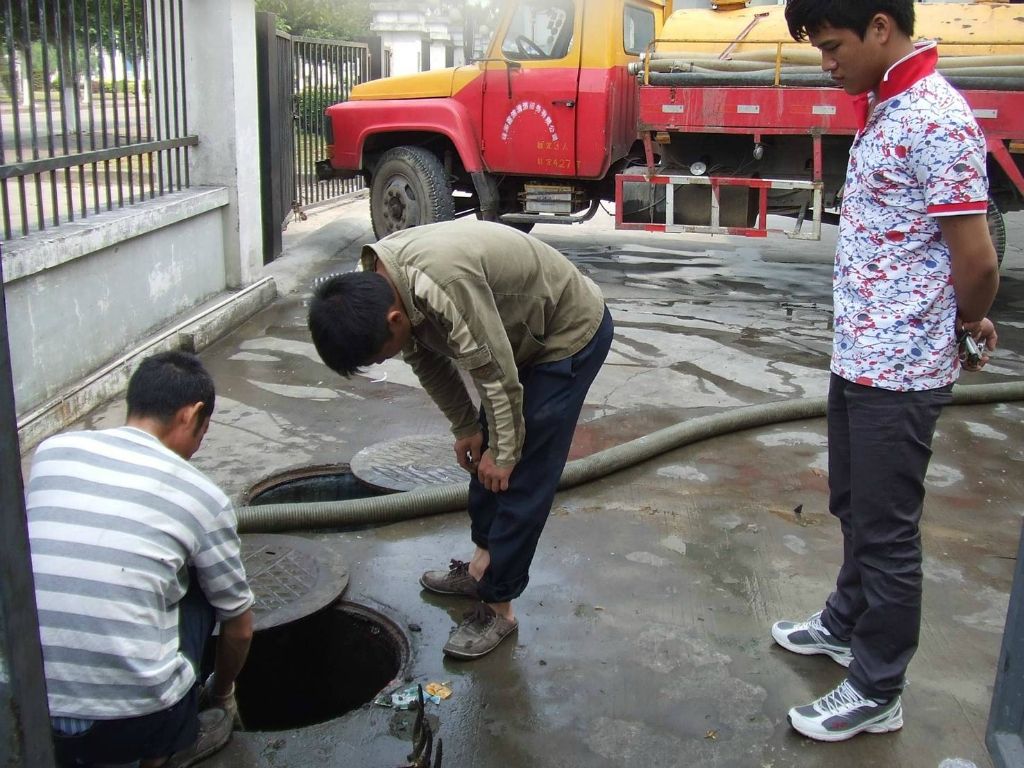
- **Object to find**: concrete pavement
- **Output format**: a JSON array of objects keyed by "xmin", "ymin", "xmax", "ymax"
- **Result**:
[{"xmin": 68, "ymin": 197, "xmax": 1024, "ymax": 767}]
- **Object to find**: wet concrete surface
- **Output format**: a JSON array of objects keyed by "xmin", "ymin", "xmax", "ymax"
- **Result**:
[{"xmin": 70, "ymin": 200, "xmax": 1024, "ymax": 767}]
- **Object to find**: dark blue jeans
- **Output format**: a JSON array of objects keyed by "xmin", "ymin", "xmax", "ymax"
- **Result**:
[
  {"xmin": 470, "ymin": 308, "xmax": 614, "ymax": 604},
  {"xmin": 820, "ymin": 374, "xmax": 952, "ymax": 700},
  {"xmin": 53, "ymin": 572, "xmax": 215, "ymax": 766}
]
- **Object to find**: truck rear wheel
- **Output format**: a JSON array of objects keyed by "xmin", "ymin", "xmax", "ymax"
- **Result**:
[
  {"xmin": 370, "ymin": 147, "xmax": 454, "ymax": 240},
  {"xmin": 987, "ymin": 198, "xmax": 1006, "ymax": 268}
]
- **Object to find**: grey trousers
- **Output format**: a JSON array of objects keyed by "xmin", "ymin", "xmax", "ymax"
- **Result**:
[{"xmin": 820, "ymin": 373, "xmax": 953, "ymax": 700}]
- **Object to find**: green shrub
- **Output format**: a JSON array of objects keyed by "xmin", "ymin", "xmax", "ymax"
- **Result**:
[
  {"xmin": 294, "ymin": 88, "xmax": 341, "ymax": 135},
  {"xmin": 87, "ymin": 78, "xmax": 150, "ymax": 96}
]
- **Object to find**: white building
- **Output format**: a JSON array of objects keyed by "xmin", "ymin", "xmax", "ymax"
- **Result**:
[{"xmin": 370, "ymin": 1, "xmax": 466, "ymax": 76}]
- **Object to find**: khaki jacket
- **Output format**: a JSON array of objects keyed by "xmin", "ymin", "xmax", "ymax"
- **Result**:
[{"xmin": 362, "ymin": 219, "xmax": 606, "ymax": 466}]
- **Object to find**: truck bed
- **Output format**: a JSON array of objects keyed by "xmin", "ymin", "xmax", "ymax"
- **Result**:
[
  {"xmin": 637, "ymin": 84, "xmax": 1024, "ymax": 138},
  {"xmin": 616, "ymin": 84, "xmax": 1024, "ymax": 239}
]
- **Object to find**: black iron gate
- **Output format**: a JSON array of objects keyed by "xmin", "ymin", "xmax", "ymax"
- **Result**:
[{"xmin": 255, "ymin": 13, "xmax": 370, "ymax": 264}]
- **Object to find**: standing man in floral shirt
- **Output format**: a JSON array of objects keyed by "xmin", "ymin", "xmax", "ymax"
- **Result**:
[{"xmin": 771, "ymin": 0, "xmax": 1000, "ymax": 742}]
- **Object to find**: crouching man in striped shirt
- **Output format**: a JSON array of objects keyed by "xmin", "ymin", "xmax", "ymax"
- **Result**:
[{"xmin": 26, "ymin": 351, "xmax": 254, "ymax": 767}]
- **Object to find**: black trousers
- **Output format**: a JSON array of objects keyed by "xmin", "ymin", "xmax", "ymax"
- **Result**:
[
  {"xmin": 821, "ymin": 373, "xmax": 952, "ymax": 700},
  {"xmin": 470, "ymin": 308, "xmax": 613, "ymax": 604}
]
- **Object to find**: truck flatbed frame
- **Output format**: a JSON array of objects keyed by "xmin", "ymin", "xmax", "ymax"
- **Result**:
[{"xmin": 617, "ymin": 84, "xmax": 1024, "ymax": 238}]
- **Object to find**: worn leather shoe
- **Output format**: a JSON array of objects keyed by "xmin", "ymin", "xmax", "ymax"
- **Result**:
[
  {"xmin": 420, "ymin": 559, "xmax": 479, "ymax": 598},
  {"xmin": 443, "ymin": 603, "xmax": 518, "ymax": 660}
]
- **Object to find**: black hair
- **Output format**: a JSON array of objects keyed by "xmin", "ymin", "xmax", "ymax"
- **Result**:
[
  {"xmin": 785, "ymin": 0, "xmax": 914, "ymax": 41},
  {"xmin": 126, "ymin": 351, "xmax": 215, "ymax": 426},
  {"xmin": 307, "ymin": 271, "xmax": 395, "ymax": 378}
]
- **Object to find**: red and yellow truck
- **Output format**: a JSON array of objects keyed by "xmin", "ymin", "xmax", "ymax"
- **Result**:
[{"xmin": 318, "ymin": 0, "xmax": 1024, "ymax": 262}]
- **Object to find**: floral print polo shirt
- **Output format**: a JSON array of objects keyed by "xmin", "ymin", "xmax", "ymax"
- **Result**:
[{"xmin": 832, "ymin": 41, "xmax": 989, "ymax": 391}]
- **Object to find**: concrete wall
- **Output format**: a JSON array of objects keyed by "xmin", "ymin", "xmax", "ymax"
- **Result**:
[
  {"xmin": 183, "ymin": 0, "xmax": 264, "ymax": 288},
  {"xmin": 4, "ymin": 191, "xmax": 228, "ymax": 415},
  {"xmin": 2, "ymin": 0, "xmax": 270, "ymax": 449}
]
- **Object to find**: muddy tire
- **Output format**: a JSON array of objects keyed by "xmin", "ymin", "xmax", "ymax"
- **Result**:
[
  {"xmin": 988, "ymin": 197, "xmax": 1006, "ymax": 269},
  {"xmin": 370, "ymin": 147, "xmax": 454, "ymax": 240}
]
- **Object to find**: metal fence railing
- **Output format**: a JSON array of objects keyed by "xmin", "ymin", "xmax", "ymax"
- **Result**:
[
  {"xmin": 1, "ymin": 0, "xmax": 196, "ymax": 242},
  {"xmin": 291, "ymin": 35, "xmax": 369, "ymax": 210}
]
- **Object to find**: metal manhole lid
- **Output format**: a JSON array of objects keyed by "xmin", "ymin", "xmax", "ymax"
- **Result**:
[
  {"xmin": 240, "ymin": 534, "xmax": 349, "ymax": 631},
  {"xmin": 350, "ymin": 433, "xmax": 468, "ymax": 492}
]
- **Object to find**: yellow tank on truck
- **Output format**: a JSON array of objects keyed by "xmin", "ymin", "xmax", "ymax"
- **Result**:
[{"xmin": 655, "ymin": 2, "xmax": 1024, "ymax": 62}]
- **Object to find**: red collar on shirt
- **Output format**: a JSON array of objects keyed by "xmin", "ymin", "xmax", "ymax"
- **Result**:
[{"xmin": 853, "ymin": 41, "xmax": 938, "ymax": 130}]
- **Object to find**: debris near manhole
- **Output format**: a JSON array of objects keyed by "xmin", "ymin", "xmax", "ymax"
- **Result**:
[
  {"xmin": 705, "ymin": 729, "xmax": 718, "ymax": 740},
  {"xmin": 384, "ymin": 686, "xmax": 422, "ymax": 709},
  {"xmin": 379, "ymin": 682, "xmax": 450, "ymax": 709},
  {"xmin": 397, "ymin": 685, "xmax": 443, "ymax": 768},
  {"xmin": 425, "ymin": 682, "xmax": 452, "ymax": 701},
  {"xmin": 375, "ymin": 687, "xmax": 398, "ymax": 708}
]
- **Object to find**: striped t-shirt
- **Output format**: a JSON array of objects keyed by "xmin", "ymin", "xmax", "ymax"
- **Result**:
[{"xmin": 27, "ymin": 426, "xmax": 254, "ymax": 719}]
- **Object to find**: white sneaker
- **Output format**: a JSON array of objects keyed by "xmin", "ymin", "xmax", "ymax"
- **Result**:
[
  {"xmin": 771, "ymin": 610, "xmax": 853, "ymax": 667},
  {"xmin": 788, "ymin": 679, "xmax": 903, "ymax": 742}
]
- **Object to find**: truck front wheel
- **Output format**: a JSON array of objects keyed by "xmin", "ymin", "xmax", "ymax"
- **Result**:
[{"xmin": 370, "ymin": 147, "xmax": 454, "ymax": 239}]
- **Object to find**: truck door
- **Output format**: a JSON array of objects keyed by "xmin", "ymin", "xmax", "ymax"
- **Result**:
[{"xmin": 480, "ymin": 0, "xmax": 581, "ymax": 177}]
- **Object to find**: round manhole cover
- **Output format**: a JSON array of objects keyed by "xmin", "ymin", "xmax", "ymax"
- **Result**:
[
  {"xmin": 241, "ymin": 534, "xmax": 349, "ymax": 631},
  {"xmin": 350, "ymin": 433, "xmax": 468, "ymax": 492}
]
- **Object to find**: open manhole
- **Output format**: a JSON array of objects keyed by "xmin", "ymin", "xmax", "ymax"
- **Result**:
[
  {"xmin": 232, "ymin": 600, "xmax": 411, "ymax": 732},
  {"xmin": 246, "ymin": 463, "xmax": 391, "ymax": 506},
  {"xmin": 209, "ymin": 536, "xmax": 409, "ymax": 731}
]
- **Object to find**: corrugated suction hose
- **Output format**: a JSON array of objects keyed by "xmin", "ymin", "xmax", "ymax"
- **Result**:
[{"xmin": 237, "ymin": 381, "xmax": 1024, "ymax": 533}]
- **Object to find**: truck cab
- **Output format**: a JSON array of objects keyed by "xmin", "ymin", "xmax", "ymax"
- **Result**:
[{"xmin": 320, "ymin": 0, "xmax": 670, "ymax": 238}]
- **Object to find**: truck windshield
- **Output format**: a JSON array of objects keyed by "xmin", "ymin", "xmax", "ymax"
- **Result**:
[{"xmin": 500, "ymin": 0, "xmax": 575, "ymax": 61}]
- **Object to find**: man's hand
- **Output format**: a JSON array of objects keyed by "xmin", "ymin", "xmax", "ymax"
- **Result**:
[
  {"xmin": 477, "ymin": 450, "xmax": 514, "ymax": 492},
  {"xmin": 208, "ymin": 609, "xmax": 252, "ymax": 721},
  {"xmin": 454, "ymin": 432, "xmax": 483, "ymax": 473},
  {"xmin": 960, "ymin": 317, "xmax": 998, "ymax": 372}
]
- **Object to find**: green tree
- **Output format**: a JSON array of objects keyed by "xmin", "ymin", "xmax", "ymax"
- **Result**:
[
  {"xmin": 2, "ymin": 1, "xmax": 148, "ymax": 98},
  {"xmin": 3, "ymin": 0, "xmax": 146, "ymax": 52},
  {"xmin": 256, "ymin": 0, "xmax": 372, "ymax": 41}
]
